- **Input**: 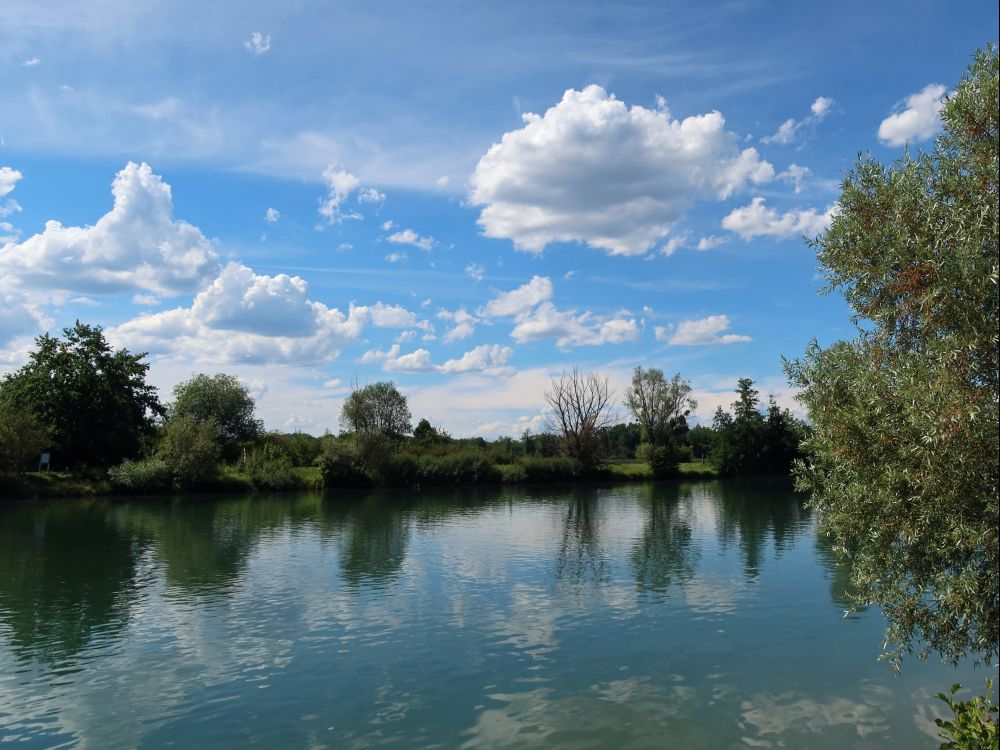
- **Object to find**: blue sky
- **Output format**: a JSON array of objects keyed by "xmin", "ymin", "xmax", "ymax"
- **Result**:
[{"xmin": 1, "ymin": 1, "xmax": 995, "ymax": 435}]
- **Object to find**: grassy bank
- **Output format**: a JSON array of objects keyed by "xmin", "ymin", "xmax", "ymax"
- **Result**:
[{"xmin": 1, "ymin": 461, "xmax": 718, "ymax": 500}]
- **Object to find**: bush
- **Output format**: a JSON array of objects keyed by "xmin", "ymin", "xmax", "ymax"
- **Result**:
[
  {"xmin": 108, "ymin": 458, "xmax": 171, "ymax": 492},
  {"xmin": 157, "ymin": 415, "xmax": 221, "ymax": 488},
  {"xmin": 936, "ymin": 680, "xmax": 999, "ymax": 750},
  {"xmin": 517, "ymin": 457, "xmax": 583, "ymax": 483},
  {"xmin": 414, "ymin": 454, "xmax": 502, "ymax": 486},
  {"xmin": 637, "ymin": 442, "xmax": 688, "ymax": 478},
  {"xmin": 242, "ymin": 444, "xmax": 297, "ymax": 490},
  {"xmin": 317, "ymin": 440, "xmax": 371, "ymax": 488}
]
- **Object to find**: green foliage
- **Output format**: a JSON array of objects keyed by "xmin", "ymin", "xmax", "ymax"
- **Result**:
[
  {"xmin": 0, "ymin": 401, "xmax": 50, "ymax": 473},
  {"xmin": 317, "ymin": 439, "xmax": 371, "ymax": 488},
  {"xmin": 785, "ymin": 46, "xmax": 999, "ymax": 666},
  {"xmin": 340, "ymin": 381, "xmax": 412, "ymax": 438},
  {"xmin": 0, "ymin": 322, "xmax": 162, "ymax": 468},
  {"xmin": 686, "ymin": 425, "xmax": 716, "ymax": 460},
  {"xmin": 517, "ymin": 456, "xmax": 584, "ymax": 483},
  {"xmin": 241, "ymin": 444, "xmax": 297, "ymax": 490},
  {"xmin": 170, "ymin": 374, "xmax": 262, "ymax": 461},
  {"xmin": 596, "ymin": 422, "xmax": 642, "ymax": 459},
  {"xmin": 107, "ymin": 458, "xmax": 171, "ymax": 492},
  {"xmin": 263, "ymin": 431, "xmax": 322, "ymax": 467},
  {"xmin": 711, "ymin": 379, "xmax": 804, "ymax": 476},
  {"xmin": 935, "ymin": 681, "xmax": 999, "ymax": 750},
  {"xmin": 637, "ymin": 442, "xmax": 690, "ymax": 478},
  {"xmin": 156, "ymin": 415, "xmax": 221, "ymax": 488}
]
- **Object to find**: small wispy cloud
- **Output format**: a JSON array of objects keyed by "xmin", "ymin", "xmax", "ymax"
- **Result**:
[
  {"xmin": 244, "ymin": 32, "xmax": 271, "ymax": 56},
  {"xmin": 22, "ymin": 58, "xmax": 41, "ymax": 67}
]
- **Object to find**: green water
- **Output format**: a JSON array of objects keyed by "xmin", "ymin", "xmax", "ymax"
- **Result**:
[{"xmin": 0, "ymin": 481, "xmax": 988, "ymax": 748}]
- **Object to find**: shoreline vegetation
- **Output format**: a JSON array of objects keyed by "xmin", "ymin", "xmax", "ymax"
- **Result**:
[
  {"xmin": 1, "ymin": 460, "xmax": 723, "ymax": 501},
  {"xmin": 1, "ymin": 328, "xmax": 804, "ymax": 503}
]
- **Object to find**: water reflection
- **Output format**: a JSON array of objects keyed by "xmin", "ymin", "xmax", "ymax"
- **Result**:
[
  {"xmin": 711, "ymin": 479, "xmax": 810, "ymax": 578},
  {"xmin": 0, "ymin": 503, "xmax": 143, "ymax": 664},
  {"xmin": 0, "ymin": 482, "xmax": 975, "ymax": 750},
  {"xmin": 631, "ymin": 483, "xmax": 699, "ymax": 597},
  {"xmin": 555, "ymin": 488, "xmax": 609, "ymax": 586},
  {"xmin": 335, "ymin": 493, "xmax": 413, "ymax": 588}
]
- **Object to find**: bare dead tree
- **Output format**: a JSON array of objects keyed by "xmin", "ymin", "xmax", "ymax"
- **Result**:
[{"xmin": 544, "ymin": 368, "xmax": 615, "ymax": 469}]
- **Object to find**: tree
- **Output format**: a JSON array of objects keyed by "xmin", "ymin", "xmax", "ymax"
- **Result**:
[
  {"xmin": 340, "ymin": 381, "xmax": 412, "ymax": 438},
  {"xmin": 170, "ymin": 374, "xmax": 262, "ymax": 460},
  {"xmin": 623, "ymin": 367, "xmax": 696, "ymax": 476},
  {"xmin": 785, "ymin": 47, "xmax": 998, "ymax": 667},
  {"xmin": 339, "ymin": 381, "xmax": 412, "ymax": 471},
  {"xmin": 0, "ymin": 401, "xmax": 50, "ymax": 473},
  {"xmin": 0, "ymin": 322, "xmax": 163, "ymax": 468},
  {"xmin": 710, "ymin": 379, "xmax": 803, "ymax": 476},
  {"xmin": 544, "ymin": 368, "xmax": 614, "ymax": 469},
  {"xmin": 156, "ymin": 415, "xmax": 221, "ymax": 488}
]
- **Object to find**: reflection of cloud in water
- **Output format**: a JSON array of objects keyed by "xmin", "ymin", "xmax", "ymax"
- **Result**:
[
  {"xmin": 461, "ymin": 674, "xmax": 708, "ymax": 749},
  {"xmin": 682, "ymin": 576, "xmax": 747, "ymax": 616},
  {"xmin": 487, "ymin": 583, "xmax": 562, "ymax": 656},
  {"xmin": 739, "ymin": 687, "xmax": 891, "ymax": 744}
]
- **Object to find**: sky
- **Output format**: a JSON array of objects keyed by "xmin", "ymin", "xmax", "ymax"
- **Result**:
[{"xmin": 1, "ymin": 0, "xmax": 995, "ymax": 437}]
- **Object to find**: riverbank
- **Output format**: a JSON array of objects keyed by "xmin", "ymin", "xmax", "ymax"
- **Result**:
[{"xmin": 0, "ymin": 461, "xmax": 719, "ymax": 500}]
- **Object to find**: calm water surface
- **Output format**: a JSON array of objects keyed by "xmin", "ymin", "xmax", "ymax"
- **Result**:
[{"xmin": 0, "ymin": 481, "xmax": 988, "ymax": 748}]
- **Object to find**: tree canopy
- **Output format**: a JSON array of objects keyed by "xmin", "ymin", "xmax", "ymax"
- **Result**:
[
  {"xmin": 170, "ymin": 374, "xmax": 262, "ymax": 460},
  {"xmin": 785, "ymin": 46, "xmax": 999, "ymax": 666},
  {"xmin": 0, "ymin": 322, "xmax": 162, "ymax": 468},
  {"xmin": 340, "ymin": 381, "xmax": 412, "ymax": 438}
]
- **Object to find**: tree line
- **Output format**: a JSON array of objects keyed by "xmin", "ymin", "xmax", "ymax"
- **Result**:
[{"xmin": 0, "ymin": 323, "xmax": 806, "ymax": 493}]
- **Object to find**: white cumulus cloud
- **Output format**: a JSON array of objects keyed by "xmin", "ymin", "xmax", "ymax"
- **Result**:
[
  {"xmin": 0, "ymin": 162, "xmax": 219, "ymax": 296},
  {"xmin": 655, "ymin": 315, "xmax": 751, "ymax": 345},
  {"xmin": 479, "ymin": 276, "xmax": 553, "ymax": 317},
  {"xmin": 386, "ymin": 228, "xmax": 435, "ymax": 251},
  {"xmin": 264, "ymin": 207, "xmax": 280, "ymax": 223},
  {"xmin": 877, "ymin": 83, "xmax": 946, "ymax": 147},
  {"xmin": 440, "ymin": 344, "xmax": 513, "ymax": 374},
  {"xmin": 722, "ymin": 197, "xmax": 835, "ymax": 240},
  {"xmin": 108, "ymin": 262, "xmax": 372, "ymax": 365},
  {"xmin": 469, "ymin": 84, "xmax": 774, "ymax": 256},
  {"xmin": 511, "ymin": 302, "xmax": 639, "ymax": 348}
]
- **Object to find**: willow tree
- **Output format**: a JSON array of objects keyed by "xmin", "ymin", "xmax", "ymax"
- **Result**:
[{"xmin": 785, "ymin": 46, "xmax": 998, "ymax": 667}]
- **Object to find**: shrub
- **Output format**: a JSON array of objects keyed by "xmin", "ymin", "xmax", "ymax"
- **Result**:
[
  {"xmin": 108, "ymin": 458, "xmax": 171, "ymax": 492},
  {"xmin": 936, "ymin": 680, "xmax": 998, "ymax": 750},
  {"xmin": 415, "ymin": 454, "xmax": 502, "ymax": 486},
  {"xmin": 637, "ymin": 442, "xmax": 687, "ymax": 478},
  {"xmin": 157, "ymin": 415, "xmax": 221, "ymax": 488},
  {"xmin": 242, "ymin": 444, "xmax": 297, "ymax": 490},
  {"xmin": 517, "ymin": 457, "xmax": 583, "ymax": 483},
  {"xmin": 317, "ymin": 440, "xmax": 371, "ymax": 488}
]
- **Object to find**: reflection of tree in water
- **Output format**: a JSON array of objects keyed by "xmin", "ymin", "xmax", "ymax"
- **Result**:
[
  {"xmin": 711, "ymin": 479, "xmax": 811, "ymax": 579},
  {"xmin": 555, "ymin": 488, "xmax": 609, "ymax": 586},
  {"xmin": 631, "ymin": 483, "xmax": 700, "ymax": 595},
  {"xmin": 0, "ymin": 502, "xmax": 143, "ymax": 664},
  {"xmin": 335, "ymin": 494, "xmax": 412, "ymax": 588},
  {"xmin": 124, "ymin": 500, "xmax": 257, "ymax": 598},
  {"xmin": 814, "ymin": 532, "xmax": 867, "ymax": 612}
]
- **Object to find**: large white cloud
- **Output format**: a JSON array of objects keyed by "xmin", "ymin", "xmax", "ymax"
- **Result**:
[
  {"xmin": 511, "ymin": 302, "xmax": 639, "ymax": 348},
  {"xmin": 722, "ymin": 197, "xmax": 835, "ymax": 240},
  {"xmin": 106, "ymin": 263, "xmax": 432, "ymax": 365},
  {"xmin": 439, "ymin": 344, "xmax": 513, "ymax": 374},
  {"xmin": 480, "ymin": 275, "xmax": 637, "ymax": 348},
  {"xmin": 479, "ymin": 276, "xmax": 553, "ymax": 317},
  {"xmin": 469, "ymin": 85, "xmax": 774, "ymax": 256},
  {"xmin": 0, "ymin": 162, "xmax": 219, "ymax": 295},
  {"xmin": 655, "ymin": 315, "xmax": 751, "ymax": 345},
  {"xmin": 878, "ymin": 84, "xmax": 946, "ymax": 147}
]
